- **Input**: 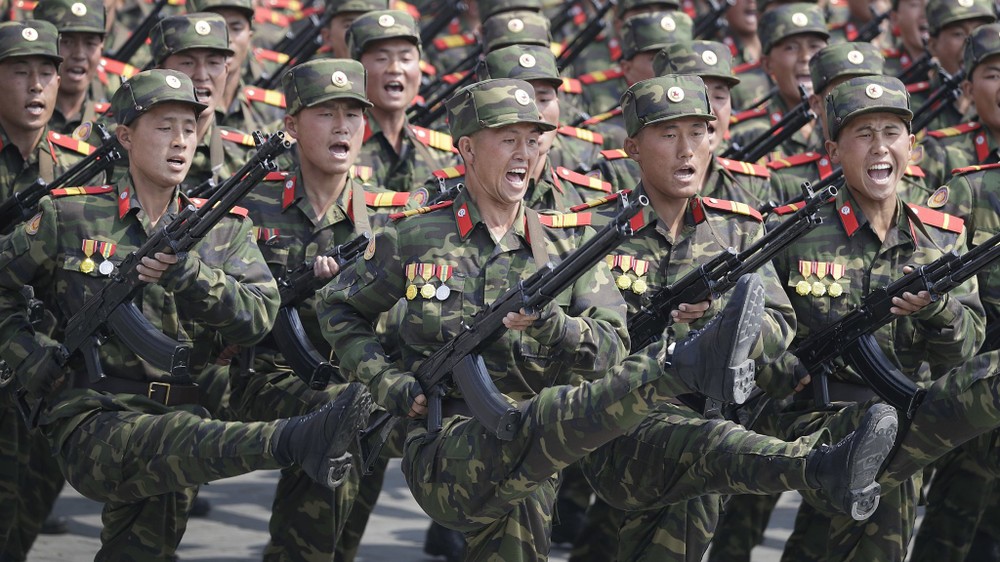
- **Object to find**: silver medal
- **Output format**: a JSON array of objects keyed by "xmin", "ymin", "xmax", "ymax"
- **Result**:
[
  {"xmin": 435, "ymin": 284, "xmax": 451, "ymax": 300},
  {"xmin": 98, "ymin": 260, "xmax": 115, "ymax": 276}
]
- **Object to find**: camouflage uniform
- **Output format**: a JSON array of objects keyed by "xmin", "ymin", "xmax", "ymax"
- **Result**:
[{"xmin": 766, "ymin": 76, "xmax": 985, "ymax": 562}]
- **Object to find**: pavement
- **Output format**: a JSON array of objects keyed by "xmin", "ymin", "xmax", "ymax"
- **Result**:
[{"xmin": 29, "ymin": 460, "xmax": 911, "ymax": 561}]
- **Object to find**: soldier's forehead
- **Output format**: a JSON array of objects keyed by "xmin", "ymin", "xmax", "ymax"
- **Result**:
[
  {"xmin": 165, "ymin": 47, "xmax": 229, "ymax": 59},
  {"xmin": 305, "ymin": 98, "xmax": 367, "ymax": 110},
  {"xmin": 474, "ymin": 122, "xmax": 543, "ymax": 136},
  {"xmin": 361, "ymin": 37, "xmax": 419, "ymax": 54},
  {"xmin": 772, "ymin": 32, "xmax": 828, "ymax": 48},
  {"xmin": 842, "ymin": 113, "xmax": 909, "ymax": 130}
]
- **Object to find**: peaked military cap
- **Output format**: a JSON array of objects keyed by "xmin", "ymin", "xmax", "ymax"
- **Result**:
[
  {"xmin": 190, "ymin": 0, "xmax": 254, "ymax": 22},
  {"xmin": 621, "ymin": 11, "xmax": 693, "ymax": 60},
  {"xmin": 479, "ymin": 0, "xmax": 542, "ymax": 21},
  {"xmin": 112, "ymin": 69, "xmax": 208, "ymax": 126},
  {"xmin": 964, "ymin": 22, "xmax": 1000, "ymax": 77},
  {"xmin": 622, "ymin": 74, "xmax": 715, "ymax": 137},
  {"xmin": 809, "ymin": 42, "xmax": 884, "ymax": 95},
  {"xmin": 926, "ymin": 0, "xmax": 995, "ymax": 37},
  {"xmin": 653, "ymin": 41, "xmax": 739, "ymax": 86},
  {"xmin": 347, "ymin": 9, "xmax": 419, "ymax": 60},
  {"xmin": 282, "ymin": 58, "xmax": 372, "ymax": 115},
  {"xmin": 481, "ymin": 44, "xmax": 561, "ymax": 87},
  {"xmin": 825, "ymin": 75, "xmax": 911, "ymax": 141},
  {"xmin": 482, "ymin": 11, "xmax": 551, "ymax": 52},
  {"xmin": 759, "ymin": 3, "xmax": 828, "ymax": 54},
  {"xmin": 34, "ymin": 0, "xmax": 105, "ymax": 35},
  {"xmin": 150, "ymin": 13, "xmax": 234, "ymax": 66},
  {"xmin": 0, "ymin": 20, "xmax": 62, "ymax": 65},
  {"xmin": 616, "ymin": 0, "xmax": 681, "ymax": 18},
  {"xmin": 445, "ymin": 78, "xmax": 556, "ymax": 140}
]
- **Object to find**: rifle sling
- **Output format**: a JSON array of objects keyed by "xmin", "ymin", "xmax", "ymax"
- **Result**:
[
  {"xmin": 524, "ymin": 208, "xmax": 552, "ymax": 268},
  {"xmin": 350, "ymin": 181, "xmax": 373, "ymax": 237},
  {"xmin": 209, "ymin": 127, "xmax": 225, "ymax": 181},
  {"xmin": 39, "ymin": 149, "xmax": 54, "ymax": 183}
]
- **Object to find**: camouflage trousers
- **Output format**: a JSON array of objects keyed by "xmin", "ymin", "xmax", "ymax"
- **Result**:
[
  {"xmin": 568, "ymin": 496, "xmax": 620, "ymax": 562},
  {"xmin": 45, "ymin": 402, "xmax": 284, "ymax": 561},
  {"xmin": 400, "ymin": 344, "xmax": 695, "ymax": 561},
  {"xmin": 580, "ymin": 404, "xmax": 823, "ymax": 561},
  {"xmin": 228, "ymin": 353, "xmax": 356, "ymax": 562}
]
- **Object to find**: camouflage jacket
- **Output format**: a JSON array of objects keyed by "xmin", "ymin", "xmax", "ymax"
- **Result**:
[
  {"xmin": 548, "ymin": 125, "xmax": 606, "ymax": 174},
  {"xmin": 714, "ymin": 37, "xmax": 771, "ymax": 112},
  {"xmin": 218, "ymin": 82, "xmax": 287, "ymax": 136},
  {"xmin": 0, "ymin": 126, "xmax": 87, "ymax": 201},
  {"xmin": 921, "ymin": 121, "xmax": 1000, "ymax": 188},
  {"xmin": 356, "ymin": 116, "xmax": 461, "ymax": 192},
  {"xmin": 576, "ymin": 68, "xmax": 627, "ymax": 124},
  {"xmin": 0, "ymin": 176, "xmax": 278, "ymax": 434},
  {"xmin": 49, "ymin": 97, "xmax": 111, "ymax": 138},
  {"xmin": 317, "ymin": 188, "xmax": 629, "ymax": 415},
  {"xmin": 764, "ymin": 187, "xmax": 985, "ymax": 393},
  {"xmin": 729, "ymin": 95, "xmax": 823, "ymax": 161}
]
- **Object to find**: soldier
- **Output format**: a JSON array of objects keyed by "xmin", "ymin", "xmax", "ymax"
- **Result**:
[
  {"xmin": 881, "ymin": 0, "xmax": 929, "ymax": 80},
  {"xmin": 232, "ymin": 58, "xmax": 419, "ymax": 562},
  {"xmin": 728, "ymin": 3, "xmax": 828, "ymax": 161},
  {"xmin": 316, "ymin": 0, "xmax": 389, "ymax": 60},
  {"xmin": 348, "ymin": 9, "xmax": 460, "ymax": 192},
  {"xmin": 766, "ymin": 75, "xmax": 984, "ymax": 561},
  {"xmin": 0, "ymin": 68, "xmax": 374, "ymax": 560},
  {"xmin": 826, "ymin": 0, "xmax": 891, "ymax": 45},
  {"xmin": 717, "ymin": 0, "xmax": 771, "ymax": 112}
]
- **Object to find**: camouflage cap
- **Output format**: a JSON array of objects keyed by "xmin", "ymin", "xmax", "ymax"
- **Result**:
[
  {"xmin": 445, "ymin": 78, "xmax": 556, "ymax": 140},
  {"xmin": 0, "ymin": 20, "xmax": 62, "ymax": 65},
  {"xmin": 622, "ymin": 74, "xmax": 716, "ymax": 137},
  {"xmin": 189, "ymin": 0, "xmax": 254, "ymax": 22},
  {"xmin": 825, "ymin": 75, "xmax": 911, "ymax": 140},
  {"xmin": 809, "ymin": 42, "xmax": 884, "ymax": 95},
  {"xmin": 348, "ymin": 9, "xmax": 419, "ymax": 60},
  {"xmin": 150, "ymin": 14, "xmax": 235, "ymax": 66},
  {"xmin": 482, "ymin": 11, "xmax": 551, "ymax": 52},
  {"xmin": 616, "ymin": 0, "xmax": 681, "ymax": 18},
  {"xmin": 111, "ymin": 69, "xmax": 208, "ymax": 126},
  {"xmin": 621, "ymin": 11, "xmax": 693, "ymax": 60},
  {"xmin": 926, "ymin": 0, "xmax": 995, "ymax": 37},
  {"xmin": 478, "ymin": 0, "xmax": 543, "ymax": 21},
  {"xmin": 34, "ymin": 0, "xmax": 105, "ymax": 35},
  {"xmin": 652, "ymin": 40, "xmax": 739, "ymax": 86},
  {"xmin": 282, "ymin": 58, "xmax": 372, "ymax": 115},
  {"xmin": 964, "ymin": 22, "xmax": 1000, "ymax": 77},
  {"xmin": 326, "ymin": 0, "xmax": 389, "ymax": 16},
  {"xmin": 758, "ymin": 3, "xmax": 828, "ymax": 54},
  {"xmin": 480, "ymin": 44, "xmax": 561, "ymax": 88}
]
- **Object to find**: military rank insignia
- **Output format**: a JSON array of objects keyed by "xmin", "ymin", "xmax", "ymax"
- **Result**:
[
  {"xmin": 606, "ymin": 255, "xmax": 649, "ymax": 294},
  {"xmin": 405, "ymin": 263, "xmax": 454, "ymax": 301},
  {"xmin": 796, "ymin": 260, "xmax": 845, "ymax": 298}
]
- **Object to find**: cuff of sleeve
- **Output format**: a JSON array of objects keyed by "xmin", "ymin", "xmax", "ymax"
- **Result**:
[
  {"xmin": 525, "ymin": 310, "xmax": 568, "ymax": 347},
  {"xmin": 913, "ymin": 294, "xmax": 954, "ymax": 327},
  {"xmin": 372, "ymin": 369, "xmax": 422, "ymax": 417},
  {"xmin": 159, "ymin": 254, "xmax": 203, "ymax": 294}
]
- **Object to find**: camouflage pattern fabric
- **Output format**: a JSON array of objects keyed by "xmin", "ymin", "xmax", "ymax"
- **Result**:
[
  {"xmin": 729, "ymin": 94, "xmax": 824, "ymax": 162},
  {"xmin": 356, "ymin": 118, "xmax": 461, "ymax": 192},
  {"xmin": 148, "ymin": 13, "xmax": 234, "ymax": 67},
  {"xmin": 445, "ymin": 78, "xmax": 556, "ymax": 140},
  {"xmin": 619, "ymin": 11, "xmax": 693, "ymax": 61},
  {"xmin": 652, "ymin": 40, "xmax": 740, "ymax": 86},
  {"xmin": 33, "ymin": 0, "xmax": 104, "ymax": 34},
  {"xmin": 347, "ymin": 9, "xmax": 420, "ymax": 60},
  {"xmin": 621, "ymin": 74, "xmax": 715, "ymax": 138},
  {"xmin": 758, "ymin": 3, "xmax": 829, "ymax": 55},
  {"xmin": 808, "ymin": 42, "xmax": 884, "ymax": 96},
  {"xmin": 963, "ymin": 22, "xmax": 1000, "ymax": 78},
  {"xmin": 925, "ymin": 0, "xmax": 996, "ymax": 37},
  {"xmin": 481, "ymin": 11, "xmax": 551, "ymax": 52},
  {"xmin": 481, "ymin": 43, "xmax": 561, "ymax": 88},
  {"xmin": 824, "ymin": 75, "xmax": 912, "ymax": 141},
  {"xmin": 0, "ymin": 19, "xmax": 62, "ymax": 64}
]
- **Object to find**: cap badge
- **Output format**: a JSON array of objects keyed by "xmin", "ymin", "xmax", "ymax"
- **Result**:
[
  {"xmin": 514, "ymin": 88, "xmax": 531, "ymax": 105},
  {"xmin": 195, "ymin": 20, "xmax": 212, "ymax": 35},
  {"xmin": 865, "ymin": 83, "xmax": 883, "ymax": 99},
  {"xmin": 666, "ymin": 86, "xmax": 685, "ymax": 102},
  {"xmin": 660, "ymin": 15, "xmax": 676, "ymax": 31},
  {"xmin": 791, "ymin": 12, "xmax": 808, "ymax": 27},
  {"xmin": 507, "ymin": 18, "xmax": 524, "ymax": 32},
  {"xmin": 331, "ymin": 70, "xmax": 349, "ymax": 87},
  {"xmin": 70, "ymin": 2, "xmax": 87, "ymax": 16},
  {"xmin": 165, "ymin": 74, "xmax": 182, "ymax": 88},
  {"xmin": 701, "ymin": 50, "xmax": 718, "ymax": 66},
  {"xmin": 958, "ymin": 0, "xmax": 974, "ymax": 7},
  {"xmin": 378, "ymin": 13, "xmax": 395, "ymax": 27},
  {"xmin": 847, "ymin": 50, "xmax": 864, "ymax": 65},
  {"xmin": 518, "ymin": 53, "xmax": 536, "ymax": 68},
  {"xmin": 21, "ymin": 27, "xmax": 37, "ymax": 41}
]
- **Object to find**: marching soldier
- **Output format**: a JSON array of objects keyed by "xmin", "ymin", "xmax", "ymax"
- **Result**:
[
  {"xmin": 316, "ymin": 0, "xmax": 389, "ymax": 60},
  {"xmin": 881, "ymin": 0, "xmax": 929, "ymax": 80},
  {"xmin": 716, "ymin": 0, "xmax": 770, "ymax": 112}
]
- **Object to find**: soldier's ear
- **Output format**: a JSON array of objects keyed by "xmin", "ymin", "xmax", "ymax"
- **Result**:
[
  {"xmin": 284, "ymin": 114, "xmax": 299, "ymax": 140},
  {"xmin": 116, "ymin": 124, "xmax": 132, "ymax": 151},
  {"xmin": 825, "ymin": 139, "xmax": 840, "ymax": 164},
  {"xmin": 458, "ymin": 136, "xmax": 474, "ymax": 162},
  {"xmin": 624, "ymin": 135, "xmax": 640, "ymax": 162},
  {"xmin": 961, "ymin": 79, "xmax": 973, "ymax": 103}
]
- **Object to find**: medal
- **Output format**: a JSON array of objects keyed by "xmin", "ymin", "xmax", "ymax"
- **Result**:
[
  {"xmin": 405, "ymin": 284, "xmax": 418, "ymax": 300},
  {"xmin": 828, "ymin": 282, "xmax": 843, "ymax": 298},
  {"xmin": 631, "ymin": 278, "xmax": 648, "ymax": 294},
  {"xmin": 420, "ymin": 284, "xmax": 436, "ymax": 299},
  {"xmin": 80, "ymin": 238, "xmax": 98, "ymax": 274},
  {"xmin": 435, "ymin": 284, "xmax": 451, "ymax": 300},
  {"xmin": 811, "ymin": 281, "xmax": 826, "ymax": 297},
  {"xmin": 80, "ymin": 258, "xmax": 95, "ymax": 273},
  {"xmin": 616, "ymin": 274, "xmax": 632, "ymax": 290},
  {"xmin": 795, "ymin": 280, "xmax": 811, "ymax": 296},
  {"xmin": 98, "ymin": 260, "xmax": 115, "ymax": 276}
]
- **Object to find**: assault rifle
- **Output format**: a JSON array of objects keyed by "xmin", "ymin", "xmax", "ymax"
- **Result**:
[
  {"xmin": 693, "ymin": 0, "xmax": 734, "ymax": 39},
  {"xmin": 254, "ymin": 9, "xmax": 335, "ymax": 90},
  {"xmin": 107, "ymin": 0, "xmax": 169, "ymax": 64},
  {"xmin": 854, "ymin": 7, "xmax": 890, "ymax": 43},
  {"xmin": 628, "ymin": 182, "xmax": 838, "ymax": 353},
  {"xmin": 896, "ymin": 42, "xmax": 932, "ymax": 85},
  {"xmin": 722, "ymin": 85, "xmax": 814, "ymax": 163},
  {"xmin": 556, "ymin": 0, "xmax": 617, "ymax": 72},
  {"xmin": 910, "ymin": 64, "xmax": 964, "ymax": 134},
  {"xmin": 0, "ymin": 125, "xmax": 121, "ymax": 235},
  {"xmin": 758, "ymin": 166, "xmax": 844, "ymax": 215},
  {"xmin": 272, "ymin": 232, "xmax": 372, "ymax": 390},
  {"xmin": 420, "ymin": 1, "xmax": 467, "ymax": 49},
  {"xmin": 357, "ymin": 191, "xmax": 649, "ymax": 474},
  {"xmin": 794, "ymin": 227, "xmax": 1000, "ymax": 418}
]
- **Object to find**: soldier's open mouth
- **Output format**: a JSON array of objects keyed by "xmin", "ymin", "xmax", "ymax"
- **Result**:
[
  {"xmin": 506, "ymin": 168, "xmax": 527, "ymax": 187},
  {"xmin": 167, "ymin": 156, "xmax": 186, "ymax": 170},
  {"xmin": 385, "ymin": 81, "xmax": 404, "ymax": 94},
  {"xmin": 330, "ymin": 142, "xmax": 350, "ymax": 158},
  {"xmin": 867, "ymin": 163, "xmax": 892, "ymax": 182},
  {"xmin": 675, "ymin": 164, "xmax": 695, "ymax": 180},
  {"xmin": 195, "ymin": 88, "xmax": 212, "ymax": 100},
  {"xmin": 25, "ymin": 100, "xmax": 45, "ymax": 116},
  {"xmin": 66, "ymin": 66, "xmax": 88, "ymax": 79}
]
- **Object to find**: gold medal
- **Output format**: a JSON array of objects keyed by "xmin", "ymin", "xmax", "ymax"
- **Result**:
[
  {"xmin": 80, "ymin": 258, "xmax": 95, "ymax": 273},
  {"xmin": 405, "ymin": 284, "xmax": 418, "ymax": 300},
  {"xmin": 631, "ymin": 278, "xmax": 648, "ymax": 294},
  {"xmin": 420, "ymin": 284, "xmax": 436, "ymax": 299},
  {"xmin": 616, "ymin": 274, "xmax": 632, "ymax": 290},
  {"xmin": 828, "ymin": 282, "xmax": 843, "ymax": 298},
  {"xmin": 811, "ymin": 281, "xmax": 826, "ymax": 297},
  {"xmin": 795, "ymin": 280, "xmax": 811, "ymax": 296}
]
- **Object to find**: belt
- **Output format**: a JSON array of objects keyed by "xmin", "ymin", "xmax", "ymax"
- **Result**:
[
  {"xmin": 92, "ymin": 377, "xmax": 201, "ymax": 407},
  {"xmin": 804, "ymin": 378, "xmax": 877, "ymax": 404}
]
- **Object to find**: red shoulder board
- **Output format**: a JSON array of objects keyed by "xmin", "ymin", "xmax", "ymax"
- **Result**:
[
  {"xmin": 364, "ymin": 191, "xmax": 411, "ymax": 207},
  {"xmin": 766, "ymin": 151, "xmax": 823, "ymax": 170},
  {"xmin": 537, "ymin": 212, "xmax": 593, "ymax": 228},
  {"xmin": 731, "ymin": 106, "xmax": 768, "ymax": 125},
  {"xmin": 410, "ymin": 125, "xmax": 455, "ymax": 152},
  {"xmin": 432, "ymin": 165, "xmax": 465, "ymax": 179},
  {"xmin": 581, "ymin": 108, "xmax": 623, "ymax": 126},
  {"xmin": 243, "ymin": 87, "xmax": 286, "ymax": 108},
  {"xmin": 94, "ymin": 102, "xmax": 110, "ymax": 114},
  {"xmin": 555, "ymin": 166, "xmax": 612, "ymax": 193},
  {"xmin": 700, "ymin": 196, "xmax": 763, "ymax": 221},
  {"xmin": 390, "ymin": 200, "xmax": 453, "ymax": 221},
  {"xmin": 253, "ymin": 48, "xmax": 290, "ymax": 64},
  {"xmin": 732, "ymin": 60, "xmax": 761, "ymax": 74},
  {"xmin": 904, "ymin": 164, "xmax": 925, "ymax": 178},
  {"xmin": 578, "ymin": 67, "xmax": 624, "ymax": 85},
  {"xmin": 220, "ymin": 129, "xmax": 256, "ymax": 146},
  {"xmin": 50, "ymin": 185, "xmax": 114, "ymax": 198},
  {"xmin": 951, "ymin": 162, "xmax": 1000, "ymax": 176},
  {"xmin": 419, "ymin": 60, "xmax": 437, "ymax": 76},
  {"xmin": 442, "ymin": 69, "xmax": 471, "ymax": 84},
  {"xmin": 254, "ymin": 7, "xmax": 290, "ymax": 27},
  {"xmin": 568, "ymin": 190, "xmax": 627, "ymax": 212},
  {"xmin": 882, "ymin": 47, "xmax": 901, "ymax": 58},
  {"xmin": 927, "ymin": 121, "xmax": 981, "ymax": 139},
  {"xmin": 561, "ymin": 77, "xmax": 583, "ymax": 94},
  {"xmin": 48, "ymin": 131, "xmax": 95, "ymax": 155},
  {"xmin": 600, "ymin": 148, "xmax": 628, "ymax": 160},
  {"xmin": 14, "ymin": 0, "xmax": 36, "ymax": 9},
  {"xmin": 188, "ymin": 197, "xmax": 249, "ymax": 217},
  {"xmin": 716, "ymin": 157, "xmax": 770, "ymax": 178},
  {"xmin": 906, "ymin": 81, "xmax": 930, "ymax": 94},
  {"xmin": 99, "ymin": 57, "xmax": 139, "ymax": 79},
  {"xmin": 433, "ymin": 33, "xmax": 475, "ymax": 51},
  {"xmin": 393, "ymin": 0, "xmax": 421, "ymax": 19},
  {"xmin": 772, "ymin": 200, "xmax": 806, "ymax": 215},
  {"xmin": 557, "ymin": 125, "xmax": 603, "ymax": 145},
  {"xmin": 906, "ymin": 204, "xmax": 964, "ymax": 233},
  {"xmin": 264, "ymin": 171, "xmax": 290, "ymax": 181}
]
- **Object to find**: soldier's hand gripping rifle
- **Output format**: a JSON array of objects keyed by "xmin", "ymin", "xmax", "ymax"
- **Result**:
[
  {"xmin": 721, "ymin": 84, "xmax": 815, "ymax": 163},
  {"xmin": 793, "ymin": 227, "xmax": 1000, "ymax": 418},
  {"xmin": 910, "ymin": 63, "xmax": 965, "ymax": 134},
  {"xmin": 556, "ymin": 0, "xmax": 617, "ymax": 72},
  {"xmin": 0, "ymin": 125, "xmax": 122, "ymax": 236},
  {"xmin": 271, "ymin": 232, "xmax": 372, "ymax": 390},
  {"xmin": 693, "ymin": 0, "xmax": 735, "ymax": 40},
  {"xmin": 357, "ymin": 191, "xmax": 649, "ymax": 474},
  {"xmin": 107, "ymin": 0, "xmax": 169, "ymax": 64}
]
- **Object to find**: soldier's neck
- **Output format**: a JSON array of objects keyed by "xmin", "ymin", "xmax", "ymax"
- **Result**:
[
  {"xmin": 466, "ymin": 186, "xmax": 519, "ymax": 238},
  {"xmin": 646, "ymin": 187, "xmax": 687, "ymax": 240},
  {"xmin": 196, "ymin": 109, "xmax": 215, "ymax": 144},
  {"xmin": 130, "ymin": 175, "xmax": 174, "ymax": 228},
  {"xmin": 855, "ymin": 195, "xmax": 897, "ymax": 242},
  {"xmin": 529, "ymin": 152, "xmax": 548, "ymax": 183},
  {"xmin": 56, "ymin": 88, "xmax": 88, "ymax": 122},
  {"xmin": 222, "ymin": 65, "xmax": 243, "ymax": 112},
  {"xmin": 0, "ymin": 121, "xmax": 45, "ymax": 161},
  {"xmin": 369, "ymin": 106, "xmax": 407, "ymax": 154},
  {"xmin": 299, "ymin": 159, "xmax": 348, "ymax": 219},
  {"xmin": 735, "ymin": 34, "xmax": 760, "ymax": 61}
]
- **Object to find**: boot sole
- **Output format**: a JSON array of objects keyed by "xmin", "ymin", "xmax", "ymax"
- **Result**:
[
  {"xmin": 322, "ymin": 384, "xmax": 375, "ymax": 488},
  {"xmin": 721, "ymin": 275, "xmax": 766, "ymax": 404},
  {"xmin": 845, "ymin": 404, "xmax": 898, "ymax": 521}
]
